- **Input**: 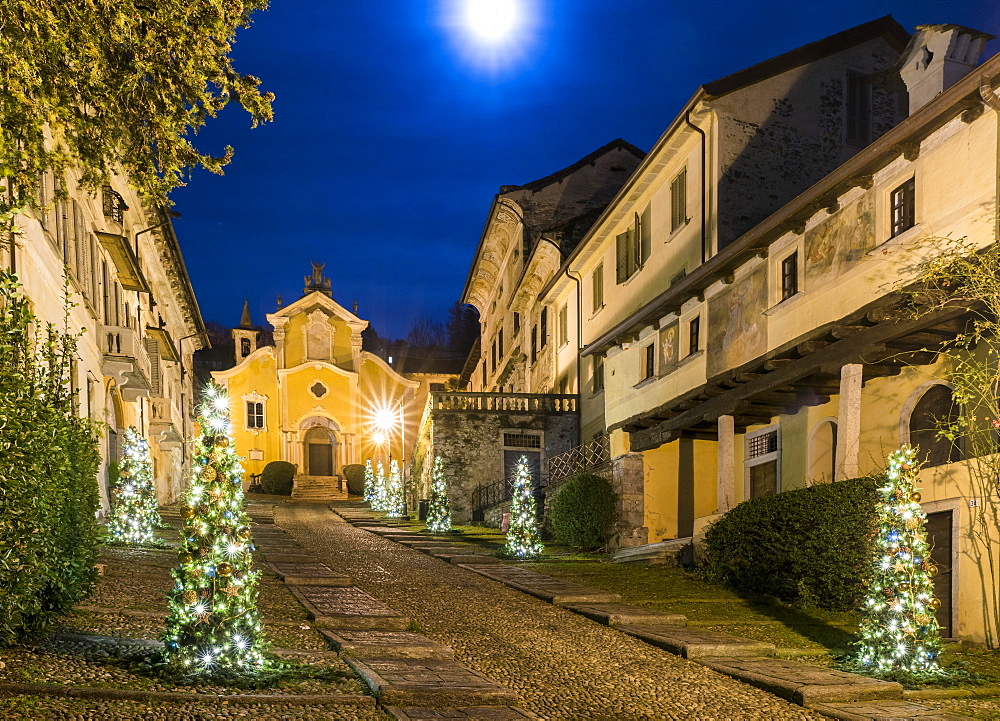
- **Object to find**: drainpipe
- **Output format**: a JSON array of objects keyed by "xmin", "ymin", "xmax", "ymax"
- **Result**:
[
  {"xmin": 684, "ymin": 108, "xmax": 709, "ymax": 264},
  {"xmin": 566, "ymin": 269, "xmax": 583, "ymax": 396},
  {"xmin": 980, "ymin": 75, "xmax": 1000, "ymax": 247}
]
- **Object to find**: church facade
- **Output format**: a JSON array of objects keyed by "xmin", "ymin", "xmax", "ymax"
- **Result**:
[{"xmin": 212, "ymin": 264, "xmax": 436, "ymax": 497}]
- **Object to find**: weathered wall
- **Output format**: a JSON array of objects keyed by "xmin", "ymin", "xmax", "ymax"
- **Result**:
[{"xmin": 417, "ymin": 410, "xmax": 579, "ymax": 524}]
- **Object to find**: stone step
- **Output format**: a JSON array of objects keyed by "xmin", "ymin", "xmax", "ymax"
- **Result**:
[
  {"xmin": 809, "ymin": 700, "xmax": 973, "ymax": 720},
  {"xmin": 456, "ymin": 564, "xmax": 620, "ymax": 605},
  {"xmin": 384, "ymin": 707, "xmax": 539, "ymax": 720},
  {"xmin": 617, "ymin": 625, "xmax": 775, "ymax": 659},
  {"xmin": 265, "ymin": 560, "xmax": 352, "ymax": 586},
  {"xmin": 444, "ymin": 554, "xmax": 504, "ymax": 565},
  {"xmin": 345, "ymin": 657, "xmax": 519, "ymax": 707},
  {"xmin": 611, "ymin": 538, "xmax": 692, "ymax": 566},
  {"xmin": 562, "ymin": 603, "xmax": 688, "ymax": 628},
  {"xmin": 260, "ymin": 552, "xmax": 318, "ymax": 563},
  {"xmin": 320, "ymin": 629, "xmax": 454, "ymax": 660},
  {"xmin": 289, "ymin": 585, "xmax": 411, "ymax": 630},
  {"xmin": 699, "ymin": 657, "xmax": 903, "ymax": 706}
]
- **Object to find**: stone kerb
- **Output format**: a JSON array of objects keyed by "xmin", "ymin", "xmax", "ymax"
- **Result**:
[
  {"xmin": 616, "ymin": 625, "xmax": 776, "ymax": 659},
  {"xmin": 344, "ymin": 657, "xmax": 520, "ymax": 707},
  {"xmin": 320, "ymin": 629, "xmax": 455, "ymax": 660}
]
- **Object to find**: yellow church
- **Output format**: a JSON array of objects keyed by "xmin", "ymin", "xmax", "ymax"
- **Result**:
[{"xmin": 212, "ymin": 263, "xmax": 438, "ymax": 500}]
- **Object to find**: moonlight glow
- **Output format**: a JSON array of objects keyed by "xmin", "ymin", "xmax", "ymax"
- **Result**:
[{"xmin": 463, "ymin": 0, "xmax": 522, "ymax": 43}]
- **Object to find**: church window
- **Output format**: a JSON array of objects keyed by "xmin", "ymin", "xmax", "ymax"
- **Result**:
[
  {"xmin": 310, "ymin": 381, "xmax": 328, "ymax": 399},
  {"xmin": 247, "ymin": 401, "xmax": 264, "ymax": 429},
  {"xmin": 241, "ymin": 338, "xmax": 251, "ymax": 357}
]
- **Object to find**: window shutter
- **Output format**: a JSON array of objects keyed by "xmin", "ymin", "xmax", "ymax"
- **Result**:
[
  {"xmin": 145, "ymin": 338, "xmax": 161, "ymax": 395},
  {"xmin": 671, "ymin": 169, "xmax": 687, "ymax": 231},
  {"xmin": 640, "ymin": 206, "xmax": 651, "ymax": 264},
  {"xmin": 616, "ymin": 231, "xmax": 629, "ymax": 283}
]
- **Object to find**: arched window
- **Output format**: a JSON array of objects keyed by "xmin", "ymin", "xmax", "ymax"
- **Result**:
[
  {"xmin": 241, "ymin": 337, "xmax": 251, "ymax": 357},
  {"xmin": 908, "ymin": 384, "xmax": 964, "ymax": 467},
  {"xmin": 809, "ymin": 420, "xmax": 838, "ymax": 482}
]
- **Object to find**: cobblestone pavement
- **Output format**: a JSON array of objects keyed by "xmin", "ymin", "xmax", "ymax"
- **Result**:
[{"xmin": 276, "ymin": 503, "xmax": 823, "ymax": 720}]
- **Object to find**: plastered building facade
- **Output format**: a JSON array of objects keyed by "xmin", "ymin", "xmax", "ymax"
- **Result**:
[{"xmin": 2, "ymin": 171, "xmax": 208, "ymax": 508}]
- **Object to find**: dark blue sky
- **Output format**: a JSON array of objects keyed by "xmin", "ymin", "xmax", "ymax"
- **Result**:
[{"xmin": 172, "ymin": 1, "xmax": 1000, "ymax": 339}]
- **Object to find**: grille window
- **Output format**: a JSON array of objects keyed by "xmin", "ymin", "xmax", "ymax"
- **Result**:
[
  {"xmin": 503, "ymin": 432, "xmax": 542, "ymax": 449},
  {"xmin": 747, "ymin": 430, "xmax": 778, "ymax": 459}
]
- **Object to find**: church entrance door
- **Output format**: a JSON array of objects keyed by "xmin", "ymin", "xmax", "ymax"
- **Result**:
[{"xmin": 308, "ymin": 442, "xmax": 334, "ymax": 477}]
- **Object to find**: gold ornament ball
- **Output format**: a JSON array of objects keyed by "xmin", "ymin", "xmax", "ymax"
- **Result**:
[
  {"xmin": 915, "ymin": 613, "xmax": 932, "ymax": 626},
  {"xmin": 237, "ymin": 526, "xmax": 251, "ymax": 540},
  {"xmin": 201, "ymin": 466, "xmax": 218, "ymax": 482},
  {"xmin": 910, "ymin": 492, "xmax": 922, "ymax": 503},
  {"xmin": 216, "ymin": 562, "xmax": 233, "ymax": 577},
  {"xmin": 178, "ymin": 551, "xmax": 193, "ymax": 564},
  {"xmin": 215, "ymin": 437, "xmax": 230, "ymax": 449},
  {"xmin": 928, "ymin": 597, "xmax": 942, "ymax": 609},
  {"xmin": 898, "ymin": 581, "xmax": 910, "ymax": 591},
  {"xmin": 180, "ymin": 506, "xmax": 195, "ymax": 520},
  {"xmin": 904, "ymin": 517, "xmax": 920, "ymax": 530},
  {"xmin": 202, "ymin": 435, "xmax": 216, "ymax": 447},
  {"xmin": 182, "ymin": 590, "xmax": 198, "ymax": 605}
]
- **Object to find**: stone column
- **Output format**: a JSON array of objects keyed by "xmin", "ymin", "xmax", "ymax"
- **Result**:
[
  {"xmin": 835, "ymin": 363, "xmax": 863, "ymax": 481},
  {"xmin": 717, "ymin": 415, "xmax": 736, "ymax": 513}
]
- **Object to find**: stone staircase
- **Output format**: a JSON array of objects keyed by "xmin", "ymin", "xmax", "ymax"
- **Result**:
[
  {"xmin": 292, "ymin": 474, "xmax": 348, "ymax": 501},
  {"xmin": 611, "ymin": 538, "xmax": 692, "ymax": 566}
]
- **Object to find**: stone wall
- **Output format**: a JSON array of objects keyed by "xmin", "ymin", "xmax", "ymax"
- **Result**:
[{"xmin": 413, "ymin": 409, "xmax": 578, "ymax": 524}]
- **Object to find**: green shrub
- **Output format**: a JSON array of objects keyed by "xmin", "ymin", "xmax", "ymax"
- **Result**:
[
  {"xmin": 549, "ymin": 473, "xmax": 617, "ymax": 550},
  {"xmin": 343, "ymin": 464, "xmax": 365, "ymax": 495},
  {"xmin": 702, "ymin": 476, "xmax": 881, "ymax": 611},
  {"xmin": 260, "ymin": 461, "xmax": 296, "ymax": 495},
  {"xmin": 0, "ymin": 272, "xmax": 102, "ymax": 648}
]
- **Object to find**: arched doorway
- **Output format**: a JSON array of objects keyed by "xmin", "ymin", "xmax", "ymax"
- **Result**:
[
  {"xmin": 299, "ymin": 418, "xmax": 339, "ymax": 477},
  {"xmin": 907, "ymin": 383, "xmax": 963, "ymax": 467},
  {"xmin": 808, "ymin": 419, "xmax": 838, "ymax": 483}
]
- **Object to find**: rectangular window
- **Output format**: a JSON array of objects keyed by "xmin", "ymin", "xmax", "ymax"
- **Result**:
[
  {"xmin": 781, "ymin": 252, "xmax": 798, "ymax": 301},
  {"xmin": 558, "ymin": 375, "xmax": 569, "ymax": 394},
  {"xmin": 746, "ymin": 425, "xmax": 780, "ymax": 499},
  {"xmin": 498, "ymin": 327, "xmax": 504, "ymax": 359},
  {"xmin": 491, "ymin": 339, "xmax": 497, "ymax": 371},
  {"xmin": 513, "ymin": 312, "xmax": 520, "ymax": 335},
  {"xmin": 643, "ymin": 343, "xmax": 655, "ymax": 380},
  {"xmin": 558, "ymin": 304, "xmax": 568, "ymax": 346},
  {"xmin": 616, "ymin": 212, "xmax": 645, "ymax": 284},
  {"xmin": 482, "ymin": 361, "xmax": 487, "ymax": 388},
  {"xmin": 530, "ymin": 325, "xmax": 537, "ymax": 364},
  {"xmin": 670, "ymin": 168, "xmax": 687, "ymax": 232},
  {"xmin": 502, "ymin": 432, "xmax": 542, "ymax": 448},
  {"xmin": 540, "ymin": 307, "xmax": 548, "ymax": 348},
  {"xmin": 687, "ymin": 316, "xmax": 701, "ymax": 356},
  {"xmin": 246, "ymin": 401, "xmax": 264, "ymax": 429},
  {"xmin": 891, "ymin": 177, "xmax": 916, "ymax": 237},
  {"xmin": 846, "ymin": 70, "xmax": 871, "ymax": 147},
  {"xmin": 593, "ymin": 355, "xmax": 605, "ymax": 393},
  {"xmin": 592, "ymin": 264, "xmax": 604, "ymax": 312}
]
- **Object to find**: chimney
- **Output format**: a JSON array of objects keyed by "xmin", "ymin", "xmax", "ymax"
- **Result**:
[{"xmin": 899, "ymin": 24, "xmax": 994, "ymax": 115}]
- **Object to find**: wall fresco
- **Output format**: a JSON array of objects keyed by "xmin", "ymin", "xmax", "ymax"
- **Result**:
[
  {"xmin": 804, "ymin": 194, "xmax": 875, "ymax": 288},
  {"xmin": 707, "ymin": 265, "xmax": 768, "ymax": 377}
]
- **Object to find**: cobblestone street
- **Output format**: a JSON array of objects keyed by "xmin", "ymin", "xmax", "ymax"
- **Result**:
[{"xmin": 276, "ymin": 502, "xmax": 822, "ymax": 719}]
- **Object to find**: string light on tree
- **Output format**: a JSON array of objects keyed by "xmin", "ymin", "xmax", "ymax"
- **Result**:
[
  {"xmin": 107, "ymin": 427, "xmax": 161, "ymax": 544},
  {"xmin": 504, "ymin": 455, "xmax": 543, "ymax": 559},
  {"xmin": 163, "ymin": 382, "xmax": 266, "ymax": 675},
  {"xmin": 384, "ymin": 458, "xmax": 406, "ymax": 518},
  {"xmin": 371, "ymin": 460, "xmax": 388, "ymax": 511},
  {"xmin": 856, "ymin": 446, "xmax": 942, "ymax": 675},
  {"xmin": 363, "ymin": 459, "xmax": 376, "ymax": 505},
  {"xmin": 426, "ymin": 456, "xmax": 452, "ymax": 533}
]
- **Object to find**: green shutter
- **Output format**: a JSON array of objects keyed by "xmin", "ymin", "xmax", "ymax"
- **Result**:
[
  {"xmin": 640, "ymin": 206, "xmax": 651, "ymax": 264},
  {"xmin": 616, "ymin": 231, "xmax": 629, "ymax": 283}
]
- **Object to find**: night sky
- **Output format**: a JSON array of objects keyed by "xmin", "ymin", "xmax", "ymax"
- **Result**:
[{"xmin": 172, "ymin": 1, "xmax": 1000, "ymax": 340}]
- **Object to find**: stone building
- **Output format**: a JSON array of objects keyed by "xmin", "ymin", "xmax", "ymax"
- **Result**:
[
  {"xmin": 212, "ymin": 263, "xmax": 455, "ymax": 500},
  {"xmin": 2, "ymin": 172, "xmax": 208, "ymax": 507}
]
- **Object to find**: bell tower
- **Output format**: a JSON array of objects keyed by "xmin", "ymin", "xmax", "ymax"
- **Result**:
[{"xmin": 231, "ymin": 298, "xmax": 259, "ymax": 366}]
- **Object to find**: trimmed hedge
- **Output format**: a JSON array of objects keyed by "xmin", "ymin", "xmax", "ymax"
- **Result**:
[
  {"xmin": 702, "ymin": 476, "xmax": 881, "ymax": 611},
  {"xmin": 549, "ymin": 473, "xmax": 617, "ymax": 550},
  {"xmin": 0, "ymin": 272, "xmax": 102, "ymax": 648},
  {"xmin": 343, "ymin": 464, "xmax": 365, "ymax": 495},
  {"xmin": 260, "ymin": 461, "xmax": 295, "ymax": 495}
]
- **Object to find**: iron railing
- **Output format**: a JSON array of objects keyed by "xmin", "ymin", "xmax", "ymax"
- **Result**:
[
  {"xmin": 470, "ymin": 476, "xmax": 548, "ymax": 521},
  {"xmin": 102, "ymin": 185, "xmax": 127, "ymax": 224},
  {"xmin": 547, "ymin": 433, "xmax": 611, "ymax": 483},
  {"xmin": 430, "ymin": 391, "xmax": 577, "ymax": 413}
]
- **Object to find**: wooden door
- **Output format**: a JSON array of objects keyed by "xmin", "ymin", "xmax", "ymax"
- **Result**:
[
  {"xmin": 308, "ymin": 443, "xmax": 333, "ymax": 477},
  {"xmin": 925, "ymin": 510, "xmax": 954, "ymax": 637}
]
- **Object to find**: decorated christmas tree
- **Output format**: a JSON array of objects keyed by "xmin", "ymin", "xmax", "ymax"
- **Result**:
[
  {"xmin": 363, "ymin": 459, "xmax": 376, "ymax": 505},
  {"xmin": 426, "ymin": 456, "xmax": 452, "ymax": 533},
  {"xmin": 371, "ymin": 460, "xmax": 388, "ymax": 511},
  {"xmin": 163, "ymin": 382, "xmax": 265, "ymax": 675},
  {"xmin": 107, "ymin": 427, "xmax": 162, "ymax": 544},
  {"xmin": 504, "ymin": 455, "xmax": 543, "ymax": 558},
  {"xmin": 856, "ymin": 446, "xmax": 942, "ymax": 675},
  {"xmin": 384, "ymin": 458, "xmax": 406, "ymax": 518}
]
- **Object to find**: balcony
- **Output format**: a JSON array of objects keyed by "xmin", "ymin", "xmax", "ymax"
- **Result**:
[
  {"xmin": 429, "ymin": 392, "xmax": 577, "ymax": 413},
  {"xmin": 149, "ymin": 396, "xmax": 183, "ymax": 447},
  {"xmin": 101, "ymin": 325, "xmax": 151, "ymax": 402}
]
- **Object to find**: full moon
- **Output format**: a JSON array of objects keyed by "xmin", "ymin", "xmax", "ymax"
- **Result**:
[{"xmin": 463, "ymin": 0, "xmax": 522, "ymax": 43}]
